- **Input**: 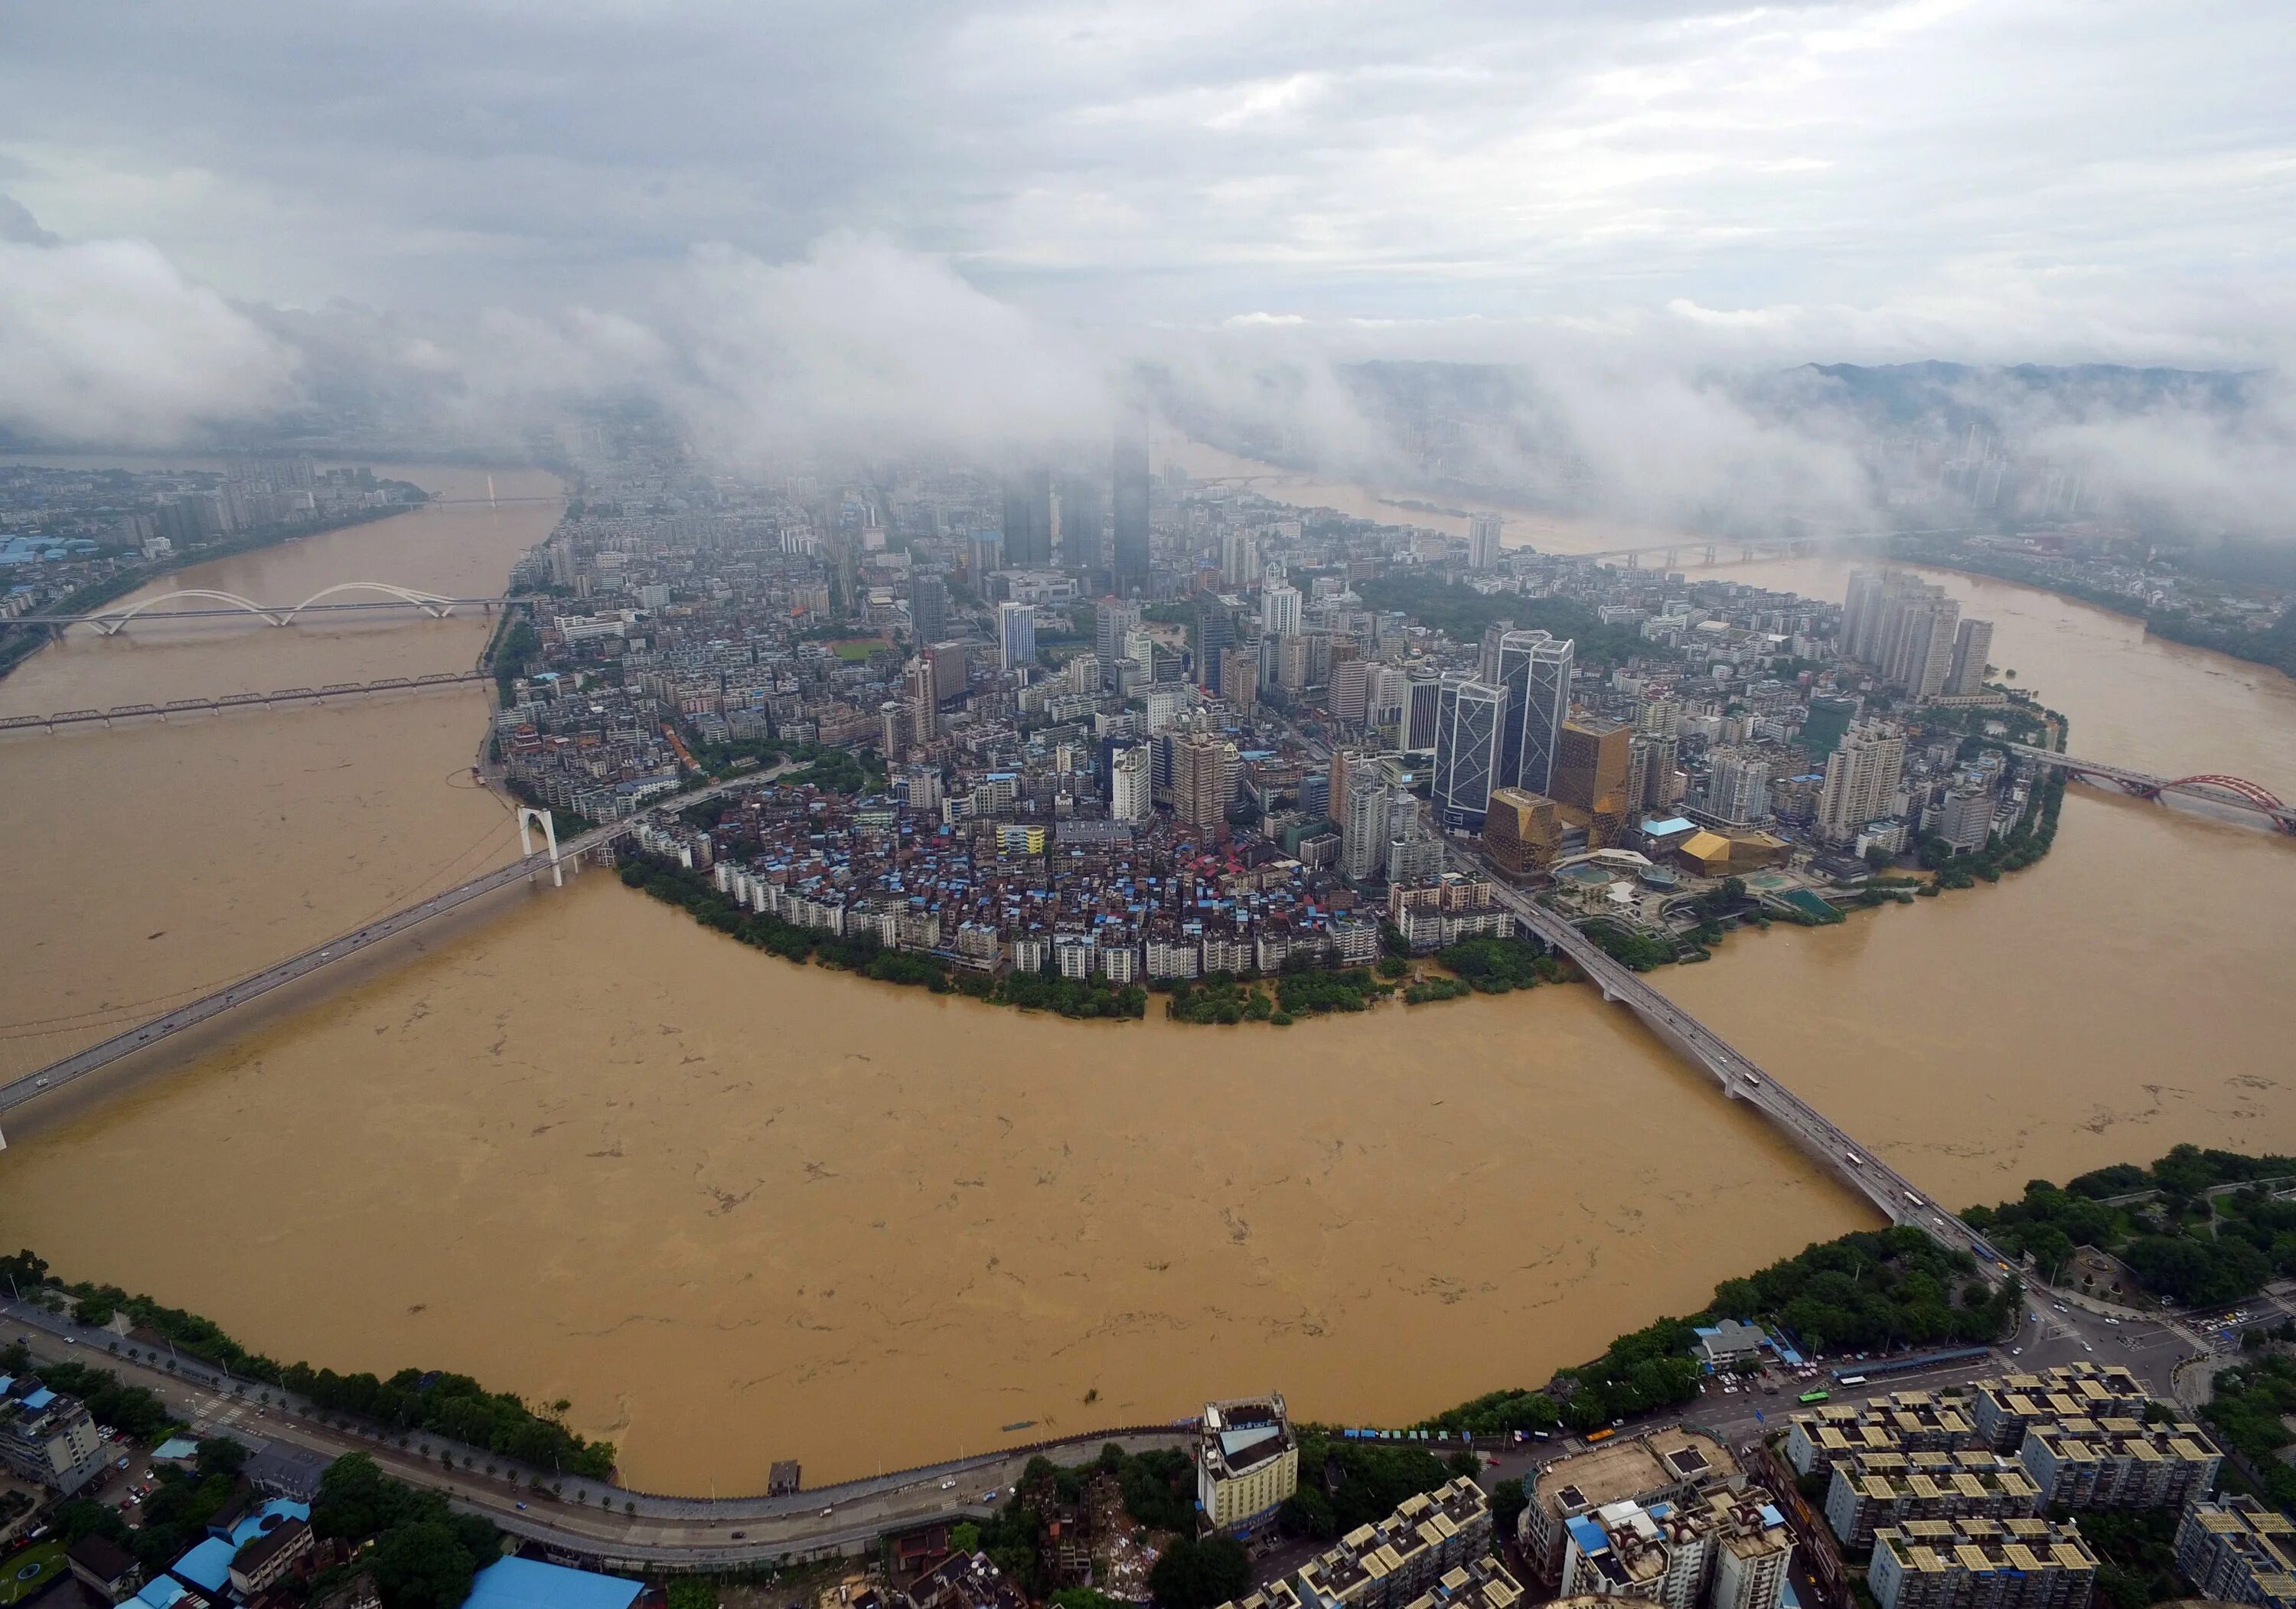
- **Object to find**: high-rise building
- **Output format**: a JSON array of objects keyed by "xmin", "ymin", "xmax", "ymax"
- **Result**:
[
  {"xmin": 1401, "ymin": 667, "xmax": 1445, "ymax": 752},
  {"xmin": 1870, "ymin": 1518, "xmax": 2095, "ymax": 1609},
  {"xmin": 1110, "ymin": 742, "xmax": 1153, "ymax": 823},
  {"xmin": 1466, "ymin": 512, "xmax": 1504, "ymax": 569},
  {"xmin": 1707, "ymin": 748, "xmax": 1772, "ymax": 825},
  {"xmin": 998, "ymin": 601, "xmax": 1036, "ymax": 673},
  {"xmin": 0, "ymin": 1376, "xmax": 106, "ymax": 1493},
  {"xmin": 1112, "ymin": 419, "xmax": 1153, "ymax": 597},
  {"xmin": 1342, "ymin": 765, "xmax": 1396, "ymax": 880},
  {"xmin": 908, "ymin": 574, "xmax": 947, "ymax": 648},
  {"xmin": 1947, "ymin": 618, "xmax": 1994, "ymax": 697},
  {"xmin": 1627, "ymin": 733, "xmax": 1676, "ymax": 814},
  {"xmin": 1056, "ymin": 472, "xmax": 1103, "ymax": 573},
  {"xmin": 1494, "ymin": 631, "xmax": 1574, "ymax": 795},
  {"xmin": 1221, "ymin": 528, "xmax": 1261, "ymax": 589},
  {"xmin": 1484, "ymin": 787, "xmax": 1561, "ymax": 879},
  {"xmin": 1193, "ymin": 601, "xmax": 1235, "ymax": 693},
  {"xmin": 1553, "ymin": 717, "xmax": 1630, "ymax": 815},
  {"xmin": 1220, "ymin": 648, "xmax": 1259, "ymax": 712},
  {"xmin": 1846, "ymin": 570, "xmax": 1964, "ymax": 697},
  {"xmin": 1096, "ymin": 599, "xmax": 1142, "ymax": 686},
  {"xmin": 904, "ymin": 655, "xmax": 939, "ymax": 739},
  {"xmin": 2174, "ymin": 1496, "xmax": 2296, "ymax": 1609},
  {"xmin": 1434, "ymin": 676, "xmax": 1507, "ymax": 831},
  {"xmin": 1800, "ymin": 695, "xmax": 1858, "ymax": 760},
  {"xmin": 1639, "ymin": 697, "xmax": 1684, "ymax": 739},
  {"xmin": 1330, "ymin": 658, "xmax": 1371, "ymax": 725},
  {"xmin": 1172, "ymin": 733, "xmax": 1238, "ymax": 828},
  {"xmin": 1818, "ymin": 720, "xmax": 1907, "ymax": 841},
  {"xmin": 1198, "ymin": 1396, "xmax": 1298, "ymax": 1535},
  {"xmin": 968, "ymin": 528, "xmax": 1003, "ymax": 577},
  {"xmin": 1001, "ymin": 470, "xmax": 1053, "ymax": 568},
  {"xmin": 1261, "ymin": 581, "xmax": 1302, "ymax": 638}
]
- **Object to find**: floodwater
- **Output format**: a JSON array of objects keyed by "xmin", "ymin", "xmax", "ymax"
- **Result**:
[
  {"xmin": 2, "ymin": 455, "xmax": 2294, "ymax": 1493},
  {"xmin": 0, "ymin": 465, "xmax": 561, "ymax": 1079}
]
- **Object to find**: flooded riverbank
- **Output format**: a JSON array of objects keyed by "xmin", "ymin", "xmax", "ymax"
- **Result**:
[{"xmin": 2, "ymin": 453, "xmax": 2293, "ymax": 1493}]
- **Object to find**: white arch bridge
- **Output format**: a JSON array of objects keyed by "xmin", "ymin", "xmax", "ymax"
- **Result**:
[{"xmin": 10, "ymin": 583, "xmax": 514, "ymax": 635}]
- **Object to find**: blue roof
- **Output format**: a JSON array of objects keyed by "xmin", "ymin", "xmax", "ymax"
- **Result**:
[
  {"xmin": 1566, "ymin": 1514, "xmax": 1609, "ymax": 1555},
  {"xmin": 134, "ymin": 1580, "xmax": 192, "ymax": 1609},
  {"xmin": 465, "ymin": 1557, "xmax": 644, "ymax": 1609},
  {"xmin": 172, "ymin": 1536, "xmax": 236, "ymax": 1592},
  {"xmin": 152, "ymin": 1437, "xmax": 201, "ymax": 1461},
  {"xmin": 230, "ymin": 1498, "xmax": 310, "ymax": 1548},
  {"xmin": 19, "ymin": 1387, "xmax": 54, "ymax": 1410},
  {"xmin": 1642, "ymin": 816, "xmax": 1696, "ymax": 835}
]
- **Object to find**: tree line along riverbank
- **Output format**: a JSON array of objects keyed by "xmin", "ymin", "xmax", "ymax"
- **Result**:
[{"xmin": 4, "ymin": 1145, "xmax": 2282, "ymax": 1522}]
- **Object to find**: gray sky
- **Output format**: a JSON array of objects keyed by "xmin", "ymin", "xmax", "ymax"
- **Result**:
[
  {"xmin": 2, "ymin": 0, "xmax": 2293, "ymax": 475},
  {"xmin": 5, "ymin": 0, "xmax": 2291, "ymax": 349}
]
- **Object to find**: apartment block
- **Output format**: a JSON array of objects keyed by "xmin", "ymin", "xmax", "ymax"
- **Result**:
[
  {"xmin": 0, "ymin": 1373, "xmax": 107, "ymax": 1494},
  {"xmin": 2017, "ymin": 1417, "xmax": 2220, "ymax": 1510},
  {"xmin": 1784, "ymin": 1393, "xmax": 1981, "ymax": 1477},
  {"xmin": 1296, "ymin": 1479, "xmax": 1493, "ymax": 1609},
  {"xmin": 1969, "ymin": 1364, "xmax": 2151, "ymax": 1452},
  {"xmin": 1556, "ymin": 1487, "xmax": 1792, "ymax": 1609},
  {"xmin": 1868, "ymin": 1518, "xmax": 2096, "ymax": 1609},
  {"xmin": 2174, "ymin": 1496, "xmax": 2296, "ymax": 1609},
  {"xmin": 1523, "ymin": 1430, "xmax": 1740, "ymax": 1578},
  {"xmin": 1823, "ymin": 1451, "xmax": 2041, "ymax": 1549}
]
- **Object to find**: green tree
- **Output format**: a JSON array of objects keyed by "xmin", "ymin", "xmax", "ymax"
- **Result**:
[
  {"xmin": 1149, "ymin": 1536, "xmax": 1251, "ymax": 1609},
  {"xmin": 367, "ymin": 1519, "xmax": 481, "ymax": 1609}
]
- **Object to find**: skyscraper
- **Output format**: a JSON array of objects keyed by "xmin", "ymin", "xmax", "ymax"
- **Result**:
[
  {"xmin": 1552, "ymin": 716, "xmax": 1632, "ymax": 845},
  {"xmin": 1219, "ymin": 648, "xmax": 1258, "ymax": 713},
  {"xmin": 1110, "ymin": 742, "xmax": 1153, "ymax": 823},
  {"xmin": 1056, "ymin": 472, "xmax": 1104, "ymax": 573},
  {"xmin": 904, "ymin": 654, "xmax": 939, "ymax": 740},
  {"xmin": 1433, "ymin": 674, "xmax": 1506, "ymax": 831},
  {"xmin": 1192, "ymin": 600, "xmax": 1234, "ymax": 694},
  {"xmin": 1096, "ymin": 599, "xmax": 1142, "ymax": 686},
  {"xmin": 1342, "ymin": 766, "xmax": 1394, "ymax": 880},
  {"xmin": 1261, "ymin": 581, "xmax": 1302, "ymax": 638},
  {"xmin": 998, "ymin": 600, "xmax": 1035, "ymax": 673},
  {"xmin": 1111, "ymin": 418, "xmax": 1153, "ymax": 597},
  {"xmin": 1818, "ymin": 720, "xmax": 1907, "ymax": 841},
  {"xmin": 1494, "ymin": 630, "xmax": 1574, "ymax": 795},
  {"xmin": 1626, "ymin": 733, "xmax": 1675, "ymax": 814},
  {"xmin": 1948, "ymin": 618, "xmax": 1994, "ymax": 696},
  {"xmin": 907, "ymin": 573, "xmax": 947, "ymax": 647},
  {"xmin": 1172, "ymin": 733, "xmax": 1238, "ymax": 829},
  {"xmin": 1220, "ymin": 527, "xmax": 1261, "ymax": 589},
  {"xmin": 1466, "ymin": 512, "xmax": 1503, "ymax": 569},
  {"xmin": 1001, "ymin": 470, "xmax": 1053, "ymax": 568},
  {"xmin": 1401, "ymin": 667, "xmax": 1445, "ymax": 752},
  {"xmin": 1707, "ymin": 748, "xmax": 1772, "ymax": 824}
]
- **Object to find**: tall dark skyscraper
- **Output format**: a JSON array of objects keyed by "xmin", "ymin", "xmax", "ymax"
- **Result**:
[
  {"xmin": 1192, "ymin": 599, "xmax": 1234, "ymax": 694},
  {"xmin": 1111, "ymin": 418, "xmax": 1151, "ymax": 598},
  {"xmin": 1057, "ymin": 472, "xmax": 1104, "ymax": 573},
  {"xmin": 1001, "ymin": 469, "xmax": 1052, "ymax": 568}
]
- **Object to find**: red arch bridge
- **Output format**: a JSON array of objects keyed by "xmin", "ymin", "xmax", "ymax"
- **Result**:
[{"xmin": 2004, "ymin": 744, "xmax": 2296, "ymax": 834}]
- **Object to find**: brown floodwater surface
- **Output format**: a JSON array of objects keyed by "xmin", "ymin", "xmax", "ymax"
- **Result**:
[
  {"xmin": 0, "ymin": 876, "xmax": 1869, "ymax": 1490},
  {"xmin": 2, "ymin": 458, "xmax": 2294, "ymax": 1493}
]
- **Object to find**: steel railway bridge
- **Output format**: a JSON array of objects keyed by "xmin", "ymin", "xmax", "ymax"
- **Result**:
[
  {"xmin": 0, "ymin": 671, "xmax": 493, "ymax": 733},
  {"xmin": 2004, "ymin": 742, "xmax": 2295, "ymax": 834}
]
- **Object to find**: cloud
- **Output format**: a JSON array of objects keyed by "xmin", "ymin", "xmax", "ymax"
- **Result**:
[
  {"xmin": 0, "ymin": 193, "xmax": 57, "ymax": 246},
  {"xmin": 0, "ymin": 211, "xmax": 298, "ymax": 445}
]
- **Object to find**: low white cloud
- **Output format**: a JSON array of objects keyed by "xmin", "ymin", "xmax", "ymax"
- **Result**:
[{"xmin": 0, "ymin": 224, "xmax": 296, "ymax": 445}]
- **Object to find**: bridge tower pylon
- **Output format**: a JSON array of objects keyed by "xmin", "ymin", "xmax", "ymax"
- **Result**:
[{"xmin": 517, "ymin": 807, "xmax": 563, "ymax": 887}]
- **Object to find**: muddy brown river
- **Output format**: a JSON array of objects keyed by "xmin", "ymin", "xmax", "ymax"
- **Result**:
[{"xmin": 1, "ymin": 461, "xmax": 2291, "ymax": 1493}]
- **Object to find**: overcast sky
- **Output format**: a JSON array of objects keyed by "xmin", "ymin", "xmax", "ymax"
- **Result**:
[{"xmin": 4, "ymin": 0, "xmax": 2291, "ymax": 358}]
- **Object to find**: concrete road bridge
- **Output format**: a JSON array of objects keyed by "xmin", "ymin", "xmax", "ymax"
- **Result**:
[
  {"xmin": 2004, "ymin": 742, "xmax": 2296, "ymax": 834},
  {"xmin": 1458, "ymin": 850, "xmax": 2013, "ymax": 1275},
  {"xmin": 0, "ymin": 671, "xmax": 493, "ymax": 733},
  {"xmin": 0, "ymin": 773, "xmax": 770, "ymax": 1126},
  {"xmin": 6, "ymin": 583, "xmax": 513, "ymax": 635}
]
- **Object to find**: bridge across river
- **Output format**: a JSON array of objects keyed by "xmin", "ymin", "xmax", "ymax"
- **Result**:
[
  {"xmin": 0, "ymin": 671, "xmax": 493, "ymax": 733},
  {"xmin": 2004, "ymin": 742, "xmax": 2295, "ymax": 833},
  {"xmin": 1458, "ymin": 849, "xmax": 2011, "ymax": 1274},
  {"xmin": 0, "ymin": 774, "xmax": 769, "ymax": 1124}
]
